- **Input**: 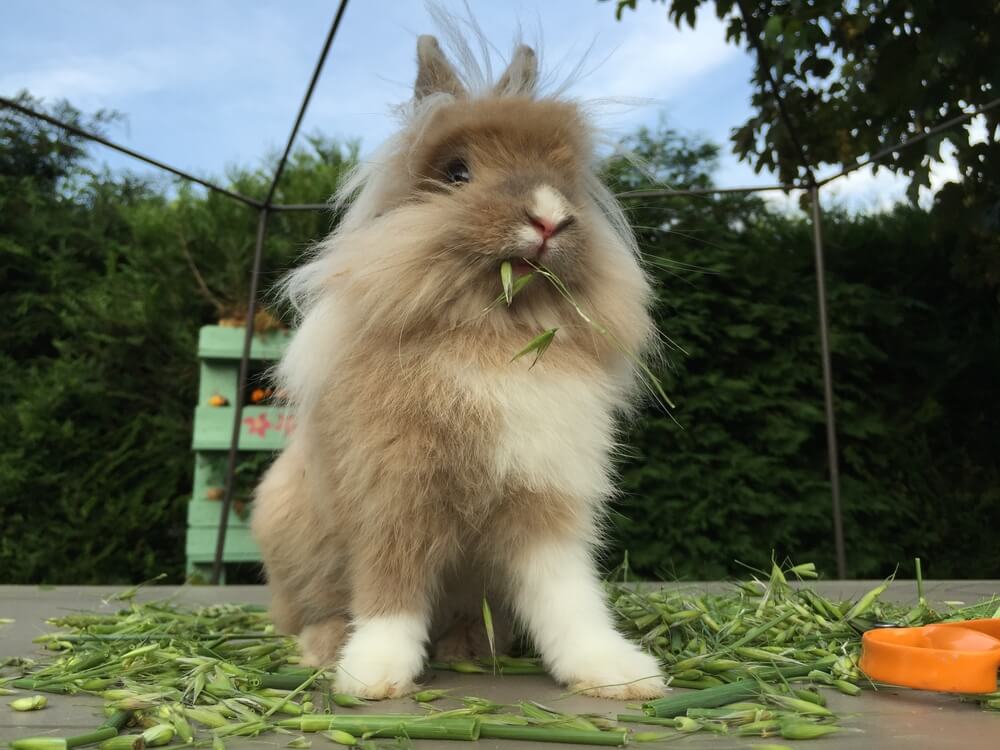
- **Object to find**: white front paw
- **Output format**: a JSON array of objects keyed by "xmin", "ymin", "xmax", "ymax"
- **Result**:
[
  {"xmin": 558, "ymin": 633, "xmax": 667, "ymax": 700},
  {"xmin": 334, "ymin": 615, "xmax": 426, "ymax": 700}
]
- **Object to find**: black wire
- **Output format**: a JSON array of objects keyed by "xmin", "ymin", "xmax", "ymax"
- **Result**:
[
  {"xmin": 0, "ymin": 95, "xmax": 264, "ymax": 208},
  {"xmin": 262, "ymin": 0, "xmax": 351, "ymax": 208}
]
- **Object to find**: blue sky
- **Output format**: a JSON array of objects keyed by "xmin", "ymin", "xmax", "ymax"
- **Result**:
[{"xmin": 2, "ymin": 0, "xmax": 946, "ymax": 210}]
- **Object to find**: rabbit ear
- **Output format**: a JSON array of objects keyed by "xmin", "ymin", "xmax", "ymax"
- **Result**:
[
  {"xmin": 495, "ymin": 44, "xmax": 537, "ymax": 96},
  {"xmin": 415, "ymin": 35, "xmax": 466, "ymax": 100}
]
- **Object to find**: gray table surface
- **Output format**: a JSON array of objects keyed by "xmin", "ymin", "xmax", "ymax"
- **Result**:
[{"xmin": 1, "ymin": 581, "xmax": 999, "ymax": 749}]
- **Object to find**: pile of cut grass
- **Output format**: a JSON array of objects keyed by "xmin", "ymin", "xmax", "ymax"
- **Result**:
[{"xmin": 2, "ymin": 562, "xmax": 998, "ymax": 748}]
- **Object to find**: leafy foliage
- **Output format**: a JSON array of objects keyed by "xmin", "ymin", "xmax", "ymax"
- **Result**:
[
  {"xmin": 611, "ymin": 0, "xmax": 1000, "ymax": 295},
  {"xmin": 603, "ymin": 126, "xmax": 1000, "ymax": 579},
  {"xmin": 0, "ymin": 94, "xmax": 353, "ymax": 583}
]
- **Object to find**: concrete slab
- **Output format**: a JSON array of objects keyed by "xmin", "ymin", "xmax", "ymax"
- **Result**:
[{"xmin": 1, "ymin": 583, "xmax": 998, "ymax": 749}]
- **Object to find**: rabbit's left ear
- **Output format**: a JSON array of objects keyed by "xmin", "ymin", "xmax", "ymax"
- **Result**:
[
  {"xmin": 415, "ymin": 35, "xmax": 466, "ymax": 99},
  {"xmin": 495, "ymin": 45, "xmax": 537, "ymax": 95}
]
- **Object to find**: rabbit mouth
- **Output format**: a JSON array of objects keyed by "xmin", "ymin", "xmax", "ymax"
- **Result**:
[{"xmin": 508, "ymin": 258, "xmax": 535, "ymax": 275}]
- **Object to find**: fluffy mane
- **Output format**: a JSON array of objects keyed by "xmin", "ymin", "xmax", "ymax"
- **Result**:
[{"xmin": 274, "ymin": 8, "xmax": 650, "ymax": 417}]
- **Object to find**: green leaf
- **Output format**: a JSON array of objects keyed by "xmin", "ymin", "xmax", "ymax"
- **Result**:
[
  {"xmin": 511, "ymin": 328, "xmax": 558, "ymax": 368},
  {"xmin": 763, "ymin": 16, "xmax": 784, "ymax": 49},
  {"xmin": 500, "ymin": 261, "xmax": 513, "ymax": 306},
  {"xmin": 482, "ymin": 596, "xmax": 497, "ymax": 671}
]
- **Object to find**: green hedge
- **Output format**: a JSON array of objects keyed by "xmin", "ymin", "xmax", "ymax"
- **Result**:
[
  {"xmin": 607, "ymin": 129, "xmax": 1000, "ymax": 580},
  {"xmin": 1, "ymin": 97, "xmax": 997, "ymax": 583}
]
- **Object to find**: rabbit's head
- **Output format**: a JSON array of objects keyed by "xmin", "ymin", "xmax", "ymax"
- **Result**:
[
  {"xmin": 400, "ymin": 37, "xmax": 594, "ymax": 284},
  {"xmin": 283, "ymin": 32, "xmax": 651, "ymax": 368}
]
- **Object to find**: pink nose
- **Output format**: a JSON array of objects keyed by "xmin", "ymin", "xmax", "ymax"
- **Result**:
[
  {"xmin": 528, "ymin": 214, "xmax": 573, "ymax": 241},
  {"xmin": 529, "ymin": 215, "xmax": 558, "ymax": 239}
]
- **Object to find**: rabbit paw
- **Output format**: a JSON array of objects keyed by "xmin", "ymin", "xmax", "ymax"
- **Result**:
[
  {"xmin": 333, "ymin": 615, "xmax": 426, "ymax": 700},
  {"xmin": 561, "ymin": 636, "xmax": 666, "ymax": 700}
]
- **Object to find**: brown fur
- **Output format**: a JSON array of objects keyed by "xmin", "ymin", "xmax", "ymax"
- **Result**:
[{"xmin": 252, "ymin": 31, "xmax": 660, "ymax": 698}]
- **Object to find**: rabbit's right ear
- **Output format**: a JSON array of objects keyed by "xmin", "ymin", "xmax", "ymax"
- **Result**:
[{"xmin": 415, "ymin": 35, "xmax": 466, "ymax": 100}]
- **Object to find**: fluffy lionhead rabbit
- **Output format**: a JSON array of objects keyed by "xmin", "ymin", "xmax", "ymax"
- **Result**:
[{"xmin": 252, "ymin": 29, "xmax": 666, "ymax": 701}]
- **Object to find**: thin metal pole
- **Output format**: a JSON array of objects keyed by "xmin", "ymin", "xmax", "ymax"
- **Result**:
[
  {"xmin": 809, "ymin": 185, "xmax": 846, "ymax": 579},
  {"xmin": 816, "ymin": 96, "xmax": 1000, "ymax": 187},
  {"xmin": 269, "ymin": 202, "xmax": 333, "ymax": 212},
  {"xmin": 0, "ymin": 95, "xmax": 264, "ymax": 209},
  {"xmin": 263, "ymin": 0, "xmax": 350, "ymax": 207},
  {"xmin": 210, "ymin": 0, "xmax": 350, "ymax": 584},
  {"xmin": 616, "ymin": 183, "xmax": 801, "ymax": 199},
  {"xmin": 211, "ymin": 207, "xmax": 269, "ymax": 585}
]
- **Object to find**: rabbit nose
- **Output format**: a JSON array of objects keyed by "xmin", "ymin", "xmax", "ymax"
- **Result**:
[
  {"xmin": 526, "ymin": 185, "xmax": 575, "ymax": 241},
  {"xmin": 527, "ymin": 214, "xmax": 574, "ymax": 239}
]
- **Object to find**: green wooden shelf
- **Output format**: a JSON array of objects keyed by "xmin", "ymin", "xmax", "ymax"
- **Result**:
[
  {"xmin": 192, "ymin": 406, "xmax": 293, "ymax": 451},
  {"xmin": 187, "ymin": 325, "xmax": 293, "ymax": 582},
  {"xmin": 197, "ymin": 326, "xmax": 293, "ymax": 360},
  {"xmin": 186, "ymin": 526, "xmax": 262, "ymax": 581}
]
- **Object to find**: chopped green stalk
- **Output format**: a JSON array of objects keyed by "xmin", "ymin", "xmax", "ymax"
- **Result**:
[
  {"xmin": 322, "ymin": 730, "xmax": 357, "ymax": 746},
  {"xmin": 672, "ymin": 717, "xmax": 701, "ymax": 733},
  {"xmin": 257, "ymin": 674, "xmax": 314, "ymax": 690},
  {"xmin": 411, "ymin": 689, "xmax": 450, "ymax": 703},
  {"xmin": 482, "ymin": 597, "xmax": 497, "ymax": 670},
  {"xmin": 98, "ymin": 737, "xmax": 143, "ymax": 750},
  {"xmin": 107, "ymin": 574, "xmax": 167, "ymax": 602},
  {"xmin": 767, "ymin": 695, "xmax": 834, "ymax": 717},
  {"xmin": 617, "ymin": 715, "xmax": 681, "ymax": 727},
  {"xmin": 833, "ymin": 679, "xmax": 862, "ymax": 696},
  {"xmin": 331, "ymin": 693, "xmax": 367, "ymax": 708},
  {"xmin": 736, "ymin": 719, "xmax": 782, "ymax": 736},
  {"xmin": 9, "ymin": 679, "xmax": 73, "ymax": 694},
  {"xmin": 262, "ymin": 670, "xmax": 321, "ymax": 718},
  {"xmin": 286, "ymin": 737, "xmax": 311, "ymax": 748},
  {"xmin": 518, "ymin": 702, "xmax": 600, "ymax": 732},
  {"xmin": 666, "ymin": 678, "xmax": 721, "ymax": 689},
  {"xmin": 790, "ymin": 688, "xmax": 825, "ymax": 707},
  {"xmin": 19, "ymin": 710, "xmax": 137, "ymax": 750},
  {"xmin": 779, "ymin": 722, "xmax": 841, "ymax": 740},
  {"xmin": 643, "ymin": 681, "xmax": 760, "ymax": 717},
  {"xmin": 478, "ymin": 724, "xmax": 628, "ymax": 746},
  {"xmin": 10, "ymin": 695, "xmax": 47, "ymax": 711},
  {"xmin": 842, "ymin": 579, "xmax": 891, "ymax": 622},
  {"xmin": 184, "ymin": 707, "xmax": 230, "ymax": 729},
  {"xmin": 139, "ymin": 725, "xmax": 174, "ymax": 747},
  {"xmin": 633, "ymin": 732, "xmax": 671, "ymax": 742},
  {"xmin": 281, "ymin": 715, "xmax": 480, "ymax": 740},
  {"xmin": 11, "ymin": 740, "xmax": 69, "ymax": 750},
  {"xmin": 915, "ymin": 557, "xmax": 925, "ymax": 606},
  {"xmin": 167, "ymin": 708, "xmax": 194, "ymax": 742},
  {"xmin": 428, "ymin": 661, "xmax": 488, "ymax": 674}
]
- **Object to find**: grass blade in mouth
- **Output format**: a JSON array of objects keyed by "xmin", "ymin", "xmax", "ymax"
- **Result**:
[
  {"xmin": 500, "ymin": 261, "xmax": 678, "ymax": 412},
  {"xmin": 500, "ymin": 261, "xmax": 514, "ymax": 306}
]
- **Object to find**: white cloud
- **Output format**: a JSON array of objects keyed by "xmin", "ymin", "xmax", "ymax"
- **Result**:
[
  {"xmin": 0, "ymin": 53, "xmax": 170, "ymax": 108},
  {"xmin": 575, "ymin": 11, "xmax": 740, "ymax": 103}
]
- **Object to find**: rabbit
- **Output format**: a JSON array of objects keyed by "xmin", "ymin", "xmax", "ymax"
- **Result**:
[{"xmin": 251, "ymin": 29, "xmax": 666, "ymax": 701}]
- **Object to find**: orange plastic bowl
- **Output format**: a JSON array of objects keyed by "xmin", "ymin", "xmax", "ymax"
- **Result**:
[{"xmin": 860, "ymin": 618, "xmax": 1000, "ymax": 693}]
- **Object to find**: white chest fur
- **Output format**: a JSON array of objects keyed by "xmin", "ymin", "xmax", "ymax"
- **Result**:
[{"xmin": 457, "ymin": 365, "xmax": 619, "ymax": 502}]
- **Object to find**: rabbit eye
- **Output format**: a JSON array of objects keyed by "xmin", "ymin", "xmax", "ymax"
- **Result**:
[{"xmin": 444, "ymin": 159, "xmax": 471, "ymax": 184}]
